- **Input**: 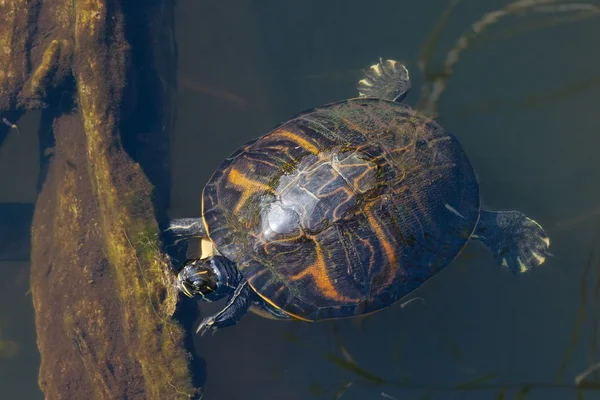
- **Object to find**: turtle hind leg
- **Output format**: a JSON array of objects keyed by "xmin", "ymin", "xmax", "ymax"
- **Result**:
[
  {"xmin": 474, "ymin": 209, "xmax": 551, "ymax": 274},
  {"xmin": 196, "ymin": 280, "xmax": 254, "ymax": 335},
  {"xmin": 167, "ymin": 218, "xmax": 206, "ymax": 239},
  {"xmin": 357, "ymin": 58, "xmax": 411, "ymax": 102}
]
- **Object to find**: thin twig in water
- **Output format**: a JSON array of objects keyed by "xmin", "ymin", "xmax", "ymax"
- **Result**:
[
  {"xmin": 334, "ymin": 381, "xmax": 353, "ymax": 399},
  {"xmin": 576, "ymin": 361, "xmax": 600, "ymax": 386},
  {"xmin": 555, "ymin": 217, "xmax": 600, "ymax": 382},
  {"xmin": 470, "ymin": 10, "xmax": 600, "ymax": 49},
  {"xmin": 400, "ymin": 297, "xmax": 425, "ymax": 308},
  {"xmin": 2, "ymin": 118, "xmax": 20, "ymax": 134},
  {"xmin": 533, "ymin": 3, "xmax": 600, "ymax": 13},
  {"xmin": 417, "ymin": 0, "xmax": 465, "ymax": 75},
  {"xmin": 416, "ymin": 0, "xmax": 599, "ymax": 116}
]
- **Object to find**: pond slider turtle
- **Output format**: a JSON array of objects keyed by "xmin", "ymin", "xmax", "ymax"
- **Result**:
[{"xmin": 169, "ymin": 59, "xmax": 551, "ymax": 335}]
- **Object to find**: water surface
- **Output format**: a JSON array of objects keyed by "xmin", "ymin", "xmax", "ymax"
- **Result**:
[
  {"xmin": 171, "ymin": 1, "xmax": 600, "ymax": 399},
  {"xmin": 2, "ymin": 1, "xmax": 600, "ymax": 399}
]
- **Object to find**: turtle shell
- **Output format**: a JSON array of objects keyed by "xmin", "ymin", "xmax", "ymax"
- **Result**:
[{"xmin": 202, "ymin": 98, "xmax": 479, "ymax": 321}]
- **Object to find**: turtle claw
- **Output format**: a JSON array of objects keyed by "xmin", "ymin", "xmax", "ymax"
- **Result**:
[
  {"xmin": 496, "ymin": 214, "xmax": 551, "ymax": 274},
  {"xmin": 196, "ymin": 316, "xmax": 218, "ymax": 336}
]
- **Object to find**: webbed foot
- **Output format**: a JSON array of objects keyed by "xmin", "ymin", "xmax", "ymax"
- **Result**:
[
  {"xmin": 357, "ymin": 58, "xmax": 411, "ymax": 102},
  {"xmin": 474, "ymin": 210, "xmax": 551, "ymax": 274}
]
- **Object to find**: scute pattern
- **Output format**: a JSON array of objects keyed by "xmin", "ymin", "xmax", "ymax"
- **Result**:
[{"xmin": 202, "ymin": 98, "xmax": 479, "ymax": 321}]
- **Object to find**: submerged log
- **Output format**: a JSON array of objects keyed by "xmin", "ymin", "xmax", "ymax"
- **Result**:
[{"xmin": 0, "ymin": 0, "xmax": 200, "ymax": 398}]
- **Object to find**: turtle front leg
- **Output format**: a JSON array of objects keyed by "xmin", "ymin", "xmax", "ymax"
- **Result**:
[
  {"xmin": 167, "ymin": 218, "xmax": 206, "ymax": 239},
  {"xmin": 196, "ymin": 280, "xmax": 254, "ymax": 335},
  {"xmin": 166, "ymin": 219, "xmax": 207, "ymax": 256}
]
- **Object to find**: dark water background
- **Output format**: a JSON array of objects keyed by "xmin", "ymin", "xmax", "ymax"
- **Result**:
[{"xmin": 2, "ymin": 0, "xmax": 600, "ymax": 399}]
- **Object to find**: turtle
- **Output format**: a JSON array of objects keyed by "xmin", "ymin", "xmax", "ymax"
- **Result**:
[{"xmin": 169, "ymin": 58, "xmax": 551, "ymax": 335}]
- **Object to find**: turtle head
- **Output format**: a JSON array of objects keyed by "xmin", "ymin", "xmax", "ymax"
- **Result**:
[{"xmin": 176, "ymin": 256, "xmax": 237, "ymax": 301}]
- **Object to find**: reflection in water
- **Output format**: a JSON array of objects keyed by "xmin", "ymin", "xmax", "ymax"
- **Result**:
[
  {"xmin": 0, "ymin": 326, "xmax": 19, "ymax": 359},
  {"xmin": 555, "ymin": 208, "xmax": 600, "ymax": 231},
  {"xmin": 179, "ymin": 76, "xmax": 248, "ymax": 110},
  {"xmin": 416, "ymin": 0, "xmax": 600, "ymax": 116},
  {"xmin": 450, "ymin": 71, "xmax": 600, "ymax": 121}
]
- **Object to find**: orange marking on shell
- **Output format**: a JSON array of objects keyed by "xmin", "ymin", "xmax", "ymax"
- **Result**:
[
  {"xmin": 289, "ymin": 240, "xmax": 355, "ymax": 302},
  {"xmin": 356, "ymin": 235, "xmax": 376, "ymax": 272},
  {"xmin": 334, "ymin": 154, "xmax": 378, "ymax": 194},
  {"xmin": 341, "ymin": 118, "xmax": 368, "ymax": 135},
  {"xmin": 390, "ymin": 143, "xmax": 412, "ymax": 154},
  {"xmin": 363, "ymin": 202, "xmax": 400, "ymax": 290},
  {"xmin": 248, "ymin": 286, "xmax": 313, "ymax": 322},
  {"xmin": 350, "ymin": 166, "xmax": 377, "ymax": 193},
  {"xmin": 227, "ymin": 168, "xmax": 271, "ymax": 213},
  {"xmin": 329, "ymin": 186, "xmax": 356, "ymax": 218},
  {"xmin": 271, "ymin": 285, "xmax": 287, "ymax": 301},
  {"xmin": 273, "ymin": 129, "xmax": 320, "ymax": 154}
]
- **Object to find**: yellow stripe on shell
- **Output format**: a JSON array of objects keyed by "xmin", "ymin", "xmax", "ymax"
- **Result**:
[
  {"xmin": 341, "ymin": 118, "xmax": 369, "ymax": 136},
  {"xmin": 226, "ymin": 167, "xmax": 272, "ymax": 214},
  {"xmin": 251, "ymin": 281, "xmax": 393, "ymax": 322},
  {"xmin": 248, "ymin": 304, "xmax": 286, "ymax": 320},
  {"xmin": 247, "ymin": 284, "xmax": 313, "ymax": 322},
  {"xmin": 272, "ymin": 129, "xmax": 320, "ymax": 155},
  {"xmin": 363, "ymin": 201, "xmax": 399, "ymax": 289},
  {"xmin": 288, "ymin": 239, "xmax": 356, "ymax": 303}
]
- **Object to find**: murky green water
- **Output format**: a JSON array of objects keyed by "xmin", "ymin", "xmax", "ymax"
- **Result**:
[
  {"xmin": 0, "ymin": 110, "xmax": 42, "ymax": 399},
  {"xmin": 2, "ymin": 1, "xmax": 600, "ymax": 399}
]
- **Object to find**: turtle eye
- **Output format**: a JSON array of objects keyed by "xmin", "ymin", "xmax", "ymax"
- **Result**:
[
  {"xmin": 177, "ymin": 260, "xmax": 218, "ymax": 298},
  {"xmin": 187, "ymin": 274, "xmax": 217, "ymax": 296}
]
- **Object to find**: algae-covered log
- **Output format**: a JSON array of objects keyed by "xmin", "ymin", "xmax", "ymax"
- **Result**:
[{"xmin": 0, "ymin": 0, "xmax": 199, "ymax": 398}]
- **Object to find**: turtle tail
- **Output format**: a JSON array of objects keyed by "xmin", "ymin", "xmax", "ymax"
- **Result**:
[{"xmin": 473, "ymin": 209, "xmax": 551, "ymax": 274}]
